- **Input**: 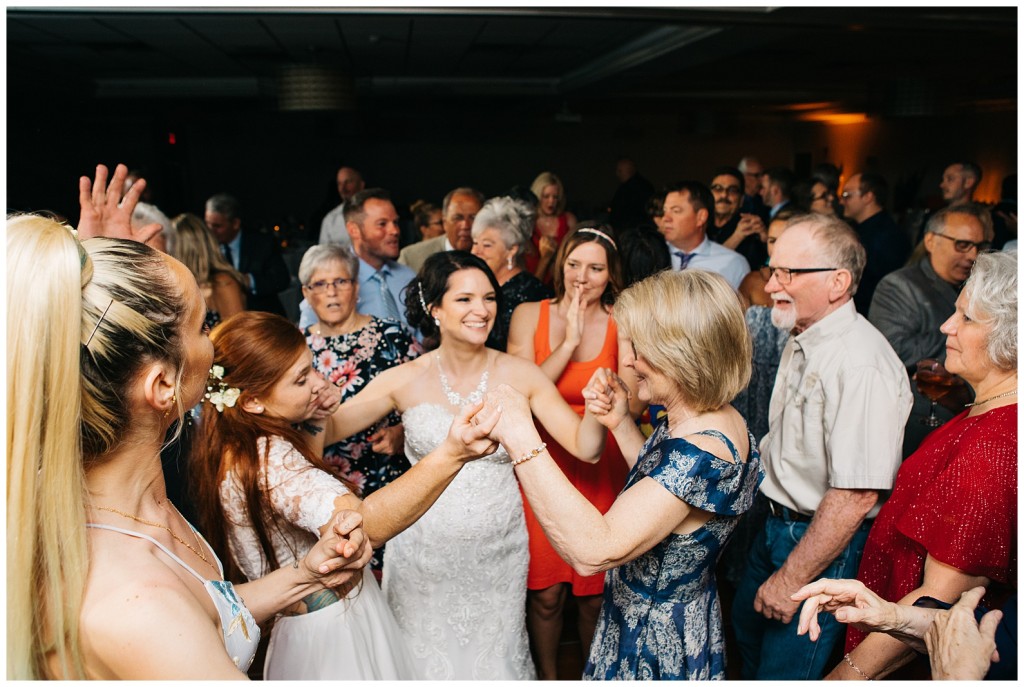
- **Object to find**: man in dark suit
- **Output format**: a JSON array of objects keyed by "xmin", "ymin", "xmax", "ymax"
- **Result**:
[
  {"xmin": 205, "ymin": 193, "xmax": 290, "ymax": 316},
  {"xmin": 759, "ymin": 167, "xmax": 795, "ymax": 220},
  {"xmin": 840, "ymin": 172, "xmax": 912, "ymax": 315},
  {"xmin": 608, "ymin": 157, "xmax": 655, "ymax": 230}
]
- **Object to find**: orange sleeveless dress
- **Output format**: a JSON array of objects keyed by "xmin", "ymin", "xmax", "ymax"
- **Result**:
[{"xmin": 522, "ymin": 299, "xmax": 629, "ymax": 595}]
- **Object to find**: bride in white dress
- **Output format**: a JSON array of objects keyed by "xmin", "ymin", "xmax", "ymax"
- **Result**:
[
  {"xmin": 326, "ymin": 251, "xmax": 610, "ymax": 679},
  {"xmin": 192, "ymin": 310, "xmax": 504, "ymax": 680}
]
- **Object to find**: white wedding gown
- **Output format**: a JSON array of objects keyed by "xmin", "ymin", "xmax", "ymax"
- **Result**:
[{"xmin": 383, "ymin": 403, "xmax": 536, "ymax": 680}]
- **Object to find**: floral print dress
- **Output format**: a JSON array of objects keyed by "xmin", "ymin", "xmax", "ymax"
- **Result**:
[
  {"xmin": 304, "ymin": 317, "xmax": 422, "ymax": 571},
  {"xmin": 583, "ymin": 422, "xmax": 763, "ymax": 680}
]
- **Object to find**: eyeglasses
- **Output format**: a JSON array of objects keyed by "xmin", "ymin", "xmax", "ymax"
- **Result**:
[
  {"xmin": 767, "ymin": 266, "xmax": 838, "ymax": 284},
  {"xmin": 710, "ymin": 184, "xmax": 742, "ymax": 195},
  {"xmin": 305, "ymin": 277, "xmax": 355, "ymax": 293},
  {"xmin": 811, "ymin": 192, "xmax": 834, "ymax": 202},
  {"xmin": 840, "ymin": 189, "xmax": 862, "ymax": 199},
  {"xmin": 931, "ymin": 233, "xmax": 992, "ymax": 253}
]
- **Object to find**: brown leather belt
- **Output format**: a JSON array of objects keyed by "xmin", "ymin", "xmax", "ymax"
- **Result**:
[{"xmin": 766, "ymin": 497, "xmax": 813, "ymax": 523}]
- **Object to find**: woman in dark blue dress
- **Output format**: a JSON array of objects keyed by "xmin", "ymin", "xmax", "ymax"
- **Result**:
[{"xmin": 483, "ymin": 269, "xmax": 763, "ymax": 680}]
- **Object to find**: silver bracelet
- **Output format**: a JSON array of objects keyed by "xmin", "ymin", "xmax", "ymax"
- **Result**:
[
  {"xmin": 844, "ymin": 653, "xmax": 872, "ymax": 680},
  {"xmin": 511, "ymin": 442, "xmax": 547, "ymax": 466}
]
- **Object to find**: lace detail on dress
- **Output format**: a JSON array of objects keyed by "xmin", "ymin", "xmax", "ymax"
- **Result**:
[
  {"xmin": 220, "ymin": 436, "xmax": 350, "ymax": 580},
  {"xmin": 382, "ymin": 404, "xmax": 535, "ymax": 680}
]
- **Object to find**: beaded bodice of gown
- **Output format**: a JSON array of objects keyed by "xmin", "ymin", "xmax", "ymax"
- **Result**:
[{"xmin": 382, "ymin": 403, "xmax": 535, "ymax": 680}]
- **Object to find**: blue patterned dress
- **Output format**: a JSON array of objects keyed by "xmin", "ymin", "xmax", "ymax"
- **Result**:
[{"xmin": 583, "ymin": 422, "xmax": 763, "ymax": 680}]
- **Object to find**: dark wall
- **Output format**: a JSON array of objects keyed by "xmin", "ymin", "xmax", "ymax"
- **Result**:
[{"xmin": 7, "ymin": 93, "xmax": 1016, "ymax": 241}]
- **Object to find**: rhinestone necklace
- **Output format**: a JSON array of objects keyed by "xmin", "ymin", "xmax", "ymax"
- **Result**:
[
  {"xmin": 964, "ymin": 388, "xmax": 1017, "ymax": 407},
  {"xmin": 436, "ymin": 353, "xmax": 489, "ymax": 407},
  {"xmin": 95, "ymin": 504, "xmax": 218, "ymax": 574}
]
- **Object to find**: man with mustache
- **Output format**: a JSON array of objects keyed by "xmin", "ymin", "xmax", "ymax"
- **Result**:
[
  {"xmin": 732, "ymin": 214, "xmax": 911, "ymax": 680},
  {"xmin": 707, "ymin": 165, "xmax": 768, "ymax": 270}
]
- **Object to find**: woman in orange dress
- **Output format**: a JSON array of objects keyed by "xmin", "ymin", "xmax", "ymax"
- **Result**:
[{"xmin": 508, "ymin": 223, "xmax": 638, "ymax": 679}]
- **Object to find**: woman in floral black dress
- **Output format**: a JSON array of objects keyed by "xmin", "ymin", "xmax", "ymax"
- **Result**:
[{"xmin": 300, "ymin": 244, "xmax": 422, "ymax": 577}]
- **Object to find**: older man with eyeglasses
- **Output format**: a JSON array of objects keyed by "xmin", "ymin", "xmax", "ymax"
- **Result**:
[
  {"xmin": 732, "ymin": 213, "xmax": 912, "ymax": 681},
  {"xmin": 868, "ymin": 203, "xmax": 993, "ymax": 456}
]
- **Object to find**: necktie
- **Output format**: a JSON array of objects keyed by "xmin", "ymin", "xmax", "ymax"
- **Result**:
[
  {"xmin": 372, "ymin": 270, "xmax": 402, "ymax": 321},
  {"xmin": 221, "ymin": 242, "xmax": 234, "ymax": 269},
  {"xmin": 675, "ymin": 251, "xmax": 696, "ymax": 270}
]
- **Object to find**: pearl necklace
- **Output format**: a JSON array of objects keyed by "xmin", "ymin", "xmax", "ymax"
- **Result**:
[
  {"xmin": 964, "ymin": 388, "xmax": 1017, "ymax": 407},
  {"xmin": 436, "ymin": 354, "xmax": 489, "ymax": 407}
]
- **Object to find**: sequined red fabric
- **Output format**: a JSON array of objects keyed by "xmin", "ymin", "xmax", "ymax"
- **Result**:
[{"xmin": 847, "ymin": 404, "xmax": 1018, "ymax": 651}]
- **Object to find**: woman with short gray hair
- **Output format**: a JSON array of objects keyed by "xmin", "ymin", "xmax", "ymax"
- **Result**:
[
  {"xmin": 471, "ymin": 196, "xmax": 552, "ymax": 351},
  {"xmin": 299, "ymin": 243, "xmax": 422, "ymax": 578},
  {"xmin": 831, "ymin": 249, "xmax": 1017, "ymax": 680}
]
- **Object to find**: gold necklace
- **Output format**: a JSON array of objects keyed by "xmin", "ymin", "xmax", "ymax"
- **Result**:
[
  {"xmin": 965, "ymin": 389, "xmax": 1017, "ymax": 407},
  {"xmin": 95, "ymin": 505, "xmax": 218, "ymax": 573}
]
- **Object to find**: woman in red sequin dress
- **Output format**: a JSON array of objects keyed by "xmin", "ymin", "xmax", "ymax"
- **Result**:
[
  {"xmin": 828, "ymin": 251, "xmax": 1018, "ymax": 680},
  {"xmin": 526, "ymin": 172, "xmax": 577, "ymax": 285}
]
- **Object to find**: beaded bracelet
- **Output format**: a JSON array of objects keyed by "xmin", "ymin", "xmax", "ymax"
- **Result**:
[
  {"xmin": 843, "ymin": 653, "xmax": 872, "ymax": 680},
  {"xmin": 512, "ymin": 442, "xmax": 547, "ymax": 466}
]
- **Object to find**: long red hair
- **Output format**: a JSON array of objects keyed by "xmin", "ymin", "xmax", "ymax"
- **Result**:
[{"xmin": 191, "ymin": 311, "xmax": 354, "ymax": 578}]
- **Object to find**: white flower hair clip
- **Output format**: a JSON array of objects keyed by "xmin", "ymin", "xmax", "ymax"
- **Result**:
[{"xmin": 205, "ymin": 364, "xmax": 241, "ymax": 412}]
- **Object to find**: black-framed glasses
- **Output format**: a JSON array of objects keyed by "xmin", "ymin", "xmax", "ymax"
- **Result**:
[
  {"xmin": 710, "ymin": 183, "xmax": 741, "ymax": 195},
  {"xmin": 811, "ymin": 192, "xmax": 834, "ymax": 202},
  {"xmin": 931, "ymin": 233, "xmax": 992, "ymax": 254},
  {"xmin": 305, "ymin": 277, "xmax": 355, "ymax": 293},
  {"xmin": 767, "ymin": 266, "xmax": 838, "ymax": 285}
]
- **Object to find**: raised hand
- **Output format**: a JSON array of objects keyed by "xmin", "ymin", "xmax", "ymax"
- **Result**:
[
  {"xmin": 308, "ymin": 376, "xmax": 343, "ymax": 420},
  {"xmin": 582, "ymin": 367, "xmax": 630, "ymax": 430},
  {"xmin": 77, "ymin": 163, "xmax": 162, "ymax": 243},
  {"xmin": 441, "ymin": 399, "xmax": 501, "ymax": 463}
]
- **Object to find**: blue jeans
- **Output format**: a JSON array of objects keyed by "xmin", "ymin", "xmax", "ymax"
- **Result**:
[{"xmin": 731, "ymin": 511, "xmax": 871, "ymax": 680}]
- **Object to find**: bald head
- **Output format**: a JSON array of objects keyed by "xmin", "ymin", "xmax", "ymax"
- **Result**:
[{"xmin": 336, "ymin": 167, "xmax": 365, "ymax": 202}]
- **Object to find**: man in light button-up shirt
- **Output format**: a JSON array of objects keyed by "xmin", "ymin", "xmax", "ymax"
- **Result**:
[{"xmin": 732, "ymin": 214, "xmax": 912, "ymax": 680}]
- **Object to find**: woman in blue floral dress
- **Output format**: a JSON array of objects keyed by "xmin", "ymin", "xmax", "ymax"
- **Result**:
[
  {"xmin": 300, "ymin": 245, "xmax": 422, "ymax": 575},
  {"xmin": 484, "ymin": 270, "xmax": 763, "ymax": 680}
]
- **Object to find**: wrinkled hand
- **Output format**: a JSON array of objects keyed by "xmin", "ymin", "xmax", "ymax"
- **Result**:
[
  {"xmin": 441, "ymin": 399, "xmax": 501, "ymax": 463},
  {"xmin": 926, "ymin": 586, "xmax": 1001, "ymax": 680},
  {"xmin": 483, "ymin": 383, "xmax": 536, "ymax": 449},
  {"xmin": 369, "ymin": 423, "xmax": 405, "ymax": 455},
  {"xmin": 792, "ymin": 578, "xmax": 902, "ymax": 642},
  {"xmin": 582, "ymin": 367, "xmax": 630, "ymax": 431},
  {"xmin": 77, "ymin": 163, "xmax": 162, "ymax": 243},
  {"xmin": 308, "ymin": 377, "xmax": 343, "ymax": 420},
  {"xmin": 755, "ymin": 569, "xmax": 802, "ymax": 624}
]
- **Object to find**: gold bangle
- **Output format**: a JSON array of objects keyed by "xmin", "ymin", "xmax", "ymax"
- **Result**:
[
  {"xmin": 512, "ymin": 442, "xmax": 547, "ymax": 466},
  {"xmin": 844, "ymin": 653, "xmax": 872, "ymax": 680}
]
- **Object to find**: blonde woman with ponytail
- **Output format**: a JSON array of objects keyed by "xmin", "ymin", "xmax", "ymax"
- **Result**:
[{"xmin": 6, "ymin": 164, "xmax": 371, "ymax": 680}]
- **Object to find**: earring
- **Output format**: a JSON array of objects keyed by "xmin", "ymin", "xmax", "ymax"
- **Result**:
[
  {"xmin": 163, "ymin": 393, "xmax": 177, "ymax": 418},
  {"xmin": 433, "ymin": 318, "xmax": 441, "ymax": 327},
  {"xmin": 507, "ymin": 255, "xmax": 514, "ymax": 271}
]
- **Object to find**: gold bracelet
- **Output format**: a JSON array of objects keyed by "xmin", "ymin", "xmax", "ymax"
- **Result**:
[
  {"xmin": 844, "ymin": 653, "xmax": 872, "ymax": 680},
  {"xmin": 512, "ymin": 442, "xmax": 547, "ymax": 466}
]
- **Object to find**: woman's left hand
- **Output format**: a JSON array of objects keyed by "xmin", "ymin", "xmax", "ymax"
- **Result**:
[
  {"xmin": 483, "ymin": 384, "xmax": 540, "ymax": 450},
  {"xmin": 77, "ymin": 163, "xmax": 162, "ymax": 243}
]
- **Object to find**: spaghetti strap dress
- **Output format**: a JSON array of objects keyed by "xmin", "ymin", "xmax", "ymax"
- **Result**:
[
  {"xmin": 522, "ymin": 298, "xmax": 629, "ymax": 595},
  {"xmin": 85, "ymin": 522, "xmax": 260, "ymax": 671}
]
